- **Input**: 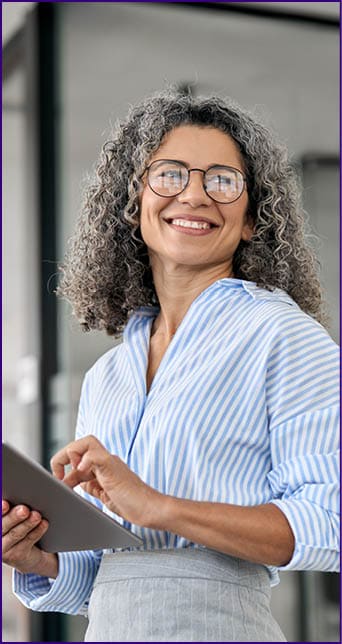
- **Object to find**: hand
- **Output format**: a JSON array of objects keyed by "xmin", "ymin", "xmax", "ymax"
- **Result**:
[
  {"xmin": 2, "ymin": 500, "xmax": 58, "ymax": 577},
  {"xmin": 50, "ymin": 435, "xmax": 163, "ymax": 528}
]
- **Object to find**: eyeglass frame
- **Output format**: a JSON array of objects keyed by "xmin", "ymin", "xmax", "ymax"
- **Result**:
[{"xmin": 141, "ymin": 158, "xmax": 247, "ymax": 204}]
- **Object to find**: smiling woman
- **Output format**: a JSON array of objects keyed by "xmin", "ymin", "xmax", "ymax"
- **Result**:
[{"xmin": 3, "ymin": 89, "xmax": 339, "ymax": 643}]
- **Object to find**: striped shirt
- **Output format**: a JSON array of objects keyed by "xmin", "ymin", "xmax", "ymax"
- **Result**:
[{"xmin": 14, "ymin": 278, "xmax": 340, "ymax": 615}]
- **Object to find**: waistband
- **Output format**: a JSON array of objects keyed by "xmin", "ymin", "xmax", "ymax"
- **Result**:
[{"xmin": 96, "ymin": 547, "xmax": 271, "ymax": 593}]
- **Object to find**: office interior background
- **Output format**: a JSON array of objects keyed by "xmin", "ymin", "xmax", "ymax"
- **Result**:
[{"xmin": 2, "ymin": 2, "xmax": 340, "ymax": 642}]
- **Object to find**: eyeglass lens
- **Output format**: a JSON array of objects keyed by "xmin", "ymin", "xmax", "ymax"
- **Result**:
[{"xmin": 148, "ymin": 160, "xmax": 244, "ymax": 203}]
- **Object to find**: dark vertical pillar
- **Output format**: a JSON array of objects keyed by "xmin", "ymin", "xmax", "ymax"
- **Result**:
[
  {"xmin": 36, "ymin": 2, "xmax": 59, "ymax": 464},
  {"xmin": 25, "ymin": 3, "xmax": 63, "ymax": 641}
]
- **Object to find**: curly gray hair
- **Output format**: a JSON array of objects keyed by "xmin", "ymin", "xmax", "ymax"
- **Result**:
[{"xmin": 57, "ymin": 89, "xmax": 325, "ymax": 336}]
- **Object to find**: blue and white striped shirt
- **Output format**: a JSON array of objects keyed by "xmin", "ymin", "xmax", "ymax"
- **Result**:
[{"xmin": 14, "ymin": 278, "xmax": 340, "ymax": 615}]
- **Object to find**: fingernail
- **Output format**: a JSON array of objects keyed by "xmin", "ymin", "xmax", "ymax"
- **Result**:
[
  {"xmin": 31, "ymin": 511, "xmax": 41, "ymax": 521},
  {"xmin": 17, "ymin": 506, "xmax": 27, "ymax": 518}
]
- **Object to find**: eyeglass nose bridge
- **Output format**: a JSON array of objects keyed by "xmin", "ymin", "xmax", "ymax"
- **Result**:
[
  {"xmin": 188, "ymin": 168, "xmax": 206, "ymax": 175},
  {"xmin": 181, "ymin": 167, "xmax": 209, "ymax": 196}
]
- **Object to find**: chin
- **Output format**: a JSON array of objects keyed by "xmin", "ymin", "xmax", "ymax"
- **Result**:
[{"xmin": 161, "ymin": 254, "xmax": 215, "ymax": 269}]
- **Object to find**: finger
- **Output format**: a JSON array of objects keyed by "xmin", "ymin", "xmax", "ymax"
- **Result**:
[
  {"xmin": 2, "ymin": 511, "xmax": 43, "ymax": 550},
  {"xmin": 50, "ymin": 447, "xmax": 76, "ymax": 479},
  {"xmin": 25, "ymin": 518, "xmax": 49, "ymax": 544},
  {"xmin": 69, "ymin": 451, "xmax": 83, "ymax": 470},
  {"xmin": 77, "ymin": 447, "xmax": 116, "ymax": 477},
  {"xmin": 62, "ymin": 467, "xmax": 95, "ymax": 488},
  {"xmin": 80, "ymin": 482, "xmax": 111, "ymax": 507},
  {"xmin": 50, "ymin": 446, "xmax": 86, "ymax": 480},
  {"xmin": 4, "ymin": 520, "xmax": 49, "ymax": 566},
  {"xmin": 76, "ymin": 451, "xmax": 98, "ymax": 473},
  {"xmin": 80, "ymin": 480, "xmax": 107, "ymax": 499},
  {"xmin": 2, "ymin": 500, "xmax": 10, "ymax": 515},
  {"xmin": 50, "ymin": 436, "xmax": 103, "ymax": 479},
  {"xmin": 2, "ymin": 505, "xmax": 31, "ymax": 535}
]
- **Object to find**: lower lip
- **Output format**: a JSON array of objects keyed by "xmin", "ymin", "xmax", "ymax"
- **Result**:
[{"xmin": 166, "ymin": 222, "xmax": 217, "ymax": 236}]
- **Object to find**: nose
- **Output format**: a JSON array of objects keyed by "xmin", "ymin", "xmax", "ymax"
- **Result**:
[{"xmin": 177, "ymin": 170, "xmax": 212, "ymax": 207}]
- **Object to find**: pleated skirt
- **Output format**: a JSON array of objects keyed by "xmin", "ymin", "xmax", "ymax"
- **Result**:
[{"xmin": 84, "ymin": 548, "xmax": 287, "ymax": 642}]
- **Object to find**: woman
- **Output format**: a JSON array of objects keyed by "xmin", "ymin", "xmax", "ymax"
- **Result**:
[{"xmin": 3, "ymin": 90, "xmax": 339, "ymax": 642}]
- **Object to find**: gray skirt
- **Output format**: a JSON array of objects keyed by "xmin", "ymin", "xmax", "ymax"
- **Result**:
[{"xmin": 84, "ymin": 548, "xmax": 287, "ymax": 642}]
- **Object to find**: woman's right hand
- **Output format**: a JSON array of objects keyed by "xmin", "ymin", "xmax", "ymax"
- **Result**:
[{"xmin": 2, "ymin": 500, "xmax": 58, "ymax": 578}]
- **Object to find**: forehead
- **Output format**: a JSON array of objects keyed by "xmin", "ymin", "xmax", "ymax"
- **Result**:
[{"xmin": 150, "ymin": 125, "xmax": 244, "ymax": 169}]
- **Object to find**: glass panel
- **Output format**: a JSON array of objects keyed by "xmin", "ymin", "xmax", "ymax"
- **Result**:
[
  {"xmin": 56, "ymin": 4, "xmax": 339, "ymax": 641},
  {"xmin": 302, "ymin": 159, "xmax": 339, "ymax": 343},
  {"xmin": 2, "ymin": 64, "xmax": 37, "ymax": 644}
]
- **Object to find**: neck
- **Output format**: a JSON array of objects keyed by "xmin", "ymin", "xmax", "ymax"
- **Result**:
[{"xmin": 150, "ymin": 256, "xmax": 234, "ymax": 340}]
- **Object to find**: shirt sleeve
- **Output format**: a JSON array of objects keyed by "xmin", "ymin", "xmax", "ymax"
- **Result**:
[
  {"xmin": 13, "ymin": 548, "xmax": 103, "ymax": 615},
  {"xmin": 13, "ymin": 371, "xmax": 104, "ymax": 615},
  {"xmin": 265, "ymin": 315, "xmax": 340, "ymax": 572}
]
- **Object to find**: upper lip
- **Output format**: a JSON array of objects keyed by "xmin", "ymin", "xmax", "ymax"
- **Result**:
[{"xmin": 163, "ymin": 215, "xmax": 219, "ymax": 226}]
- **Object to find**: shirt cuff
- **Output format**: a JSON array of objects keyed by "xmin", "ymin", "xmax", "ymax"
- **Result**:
[
  {"xmin": 270, "ymin": 499, "xmax": 339, "ymax": 572},
  {"xmin": 13, "ymin": 551, "xmax": 88, "ymax": 614}
]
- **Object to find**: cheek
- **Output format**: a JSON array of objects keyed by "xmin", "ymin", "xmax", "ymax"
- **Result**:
[
  {"xmin": 139, "ymin": 212, "xmax": 151, "ymax": 247},
  {"xmin": 138, "ymin": 194, "xmax": 153, "ymax": 239},
  {"xmin": 221, "ymin": 201, "xmax": 249, "ymax": 230},
  {"xmin": 140, "ymin": 190, "xmax": 172, "ymax": 226},
  {"xmin": 139, "ymin": 193, "xmax": 167, "ymax": 246}
]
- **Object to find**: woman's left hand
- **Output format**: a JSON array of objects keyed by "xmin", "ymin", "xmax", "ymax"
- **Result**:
[{"xmin": 50, "ymin": 435, "xmax": 162, "ymax": 527}]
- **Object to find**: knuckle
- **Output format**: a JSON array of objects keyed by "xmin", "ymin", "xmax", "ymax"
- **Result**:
[
  {"xmin": 9, "ymin": 525, "xmax": 22, "ymax": 541},
  {"xmin": 25, "ymin": 520, "xmax": 43, "ymax": 542},
  {"xmin": 11, "ymin": 548, "xmax": 26, "ymax": 565},
  {"xmin": 103, "ymin": 453, "xmax": 115, "ymax": 467},
  {"xmin": 26, "ymin": 528, "xmax": 39, "ymax": 543}
]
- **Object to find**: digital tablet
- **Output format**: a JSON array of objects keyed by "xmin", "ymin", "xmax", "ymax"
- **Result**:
[{"xmin": 2, "ymin": 442, "xmax": 143, "ymax": 552}]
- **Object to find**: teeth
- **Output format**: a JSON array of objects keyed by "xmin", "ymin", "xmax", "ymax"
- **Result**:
[{"xmin": 170, "ymin": 219, "xmax": 211, "ymax": 230}]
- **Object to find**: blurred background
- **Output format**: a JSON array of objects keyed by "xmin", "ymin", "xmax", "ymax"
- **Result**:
[{"xmin": 2, "ymin": 2, "xmax": 340, "ymax": 641}]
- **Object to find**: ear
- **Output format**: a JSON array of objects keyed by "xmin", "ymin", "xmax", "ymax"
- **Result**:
[{"xmin": 241, "ymin": 214, "xmax": 255, "ymax": 242}]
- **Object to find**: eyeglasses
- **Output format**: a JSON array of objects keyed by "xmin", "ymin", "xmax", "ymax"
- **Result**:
[{"xmin": 143, "ymin": 159, "xmax": 246, "ymax": 204}]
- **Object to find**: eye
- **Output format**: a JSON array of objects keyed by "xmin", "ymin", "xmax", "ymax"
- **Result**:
[
  {"xmin": 206, "ymin": 174, "xmax": 233, "ymax": 191},
  {"xmin": 210, "ymin": 174, "xmax": 232, "ymax": 185},
  {"xmin": 205, "ymin": 167, "xmax": 243, "ymax": 196},
  {"xmin": 150, "ymin": 162, "xmax": 187, "ymax": 187},
  {"xmin": 158, "ymin": 169, "xmax": 182, "ymax": 180}
]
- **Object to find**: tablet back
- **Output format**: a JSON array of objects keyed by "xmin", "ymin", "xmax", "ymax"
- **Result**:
[{"xmin": 2, "ymin": 443, "xmax": 143, "ymax": 552}]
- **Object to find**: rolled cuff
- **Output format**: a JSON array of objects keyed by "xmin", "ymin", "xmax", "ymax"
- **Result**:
[
  {"xmin": 270, "ymin": 499, "xmax": 339, "ymax": 572},
  {"xmin": 13, "ymin": 550, "xmax": 93, "ymax": 615}
]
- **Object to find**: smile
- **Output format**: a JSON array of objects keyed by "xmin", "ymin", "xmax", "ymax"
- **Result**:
[
  {"xmin": 170, "ymin": 218, "xmax": 211, "ymax": 229},
  {"xmin": 164, "ymin": 217, "xmax": 218, "ymax": 236}
]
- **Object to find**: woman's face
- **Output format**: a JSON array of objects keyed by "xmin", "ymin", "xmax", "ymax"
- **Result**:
[{"xmin": 139, "ymin": 125, "xmax": 253, "ymax": 273}]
